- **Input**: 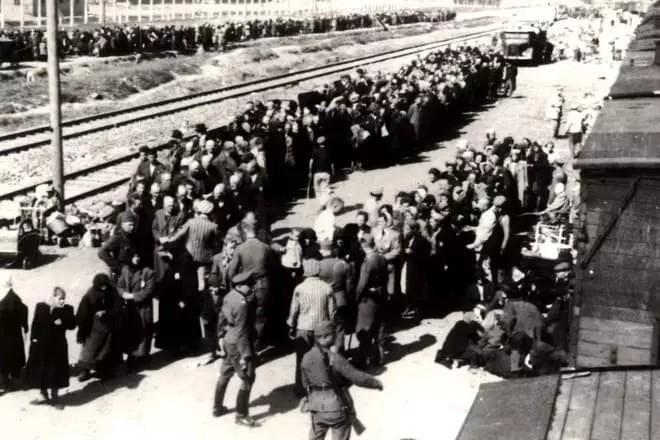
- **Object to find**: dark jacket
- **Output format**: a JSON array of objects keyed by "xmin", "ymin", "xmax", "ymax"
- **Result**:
[
  {"xmin": 26, "ymin": 303, "xmax": 76, "ymax": 389},
  {"xmin": 0, "ymin": 289, "xmax": 28, "ymax": 375}
]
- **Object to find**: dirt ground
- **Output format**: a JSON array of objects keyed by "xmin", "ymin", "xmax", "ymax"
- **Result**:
[{"xmin": 0, "ymin": 54, "xmax": 618, "ymax": 439}]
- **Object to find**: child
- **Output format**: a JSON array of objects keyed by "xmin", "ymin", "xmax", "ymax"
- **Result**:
[
  {"xmin": 281, "ymin": 229, "xmax": 303, "ymax": 279},
  {"xmin": 26, "ymin": 287, "xmax": 76, "ymax": 409}
]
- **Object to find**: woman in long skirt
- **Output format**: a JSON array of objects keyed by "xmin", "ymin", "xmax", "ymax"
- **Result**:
[{"xmin": 26, "ymin": 287, "xmax": 76, "ymax": 409}]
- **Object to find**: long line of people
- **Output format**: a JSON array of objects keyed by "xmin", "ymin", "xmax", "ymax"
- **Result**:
[
  {"xmin": 0, "ymin": 10, "xmax": 456, "ymax": 61},
  {"xmin": 0, "ymin": 40, "xmax": 573, "ymax": 414}
]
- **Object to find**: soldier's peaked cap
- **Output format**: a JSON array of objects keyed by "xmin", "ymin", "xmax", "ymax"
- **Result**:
[
  {"xmin": 313, "ymin": 320, "xmax": 336, "ymax": 337},
  {"xmin": 232, "ymin": 271, "xmax": 255, "ymax": 286}
]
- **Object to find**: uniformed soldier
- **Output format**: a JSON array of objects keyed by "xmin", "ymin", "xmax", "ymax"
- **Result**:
[
  {"xmin": 213, "ymin": 271, "xmax": 259, "ymax": 427},
  {"xmin": 354, "ymin": 234, "xmax": 388, "ymax": 368},
  {"xmin": 301, "ymin": 320, "xmax": 383, "ymax": 440}
]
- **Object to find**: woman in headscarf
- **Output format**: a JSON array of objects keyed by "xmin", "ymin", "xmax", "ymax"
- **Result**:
[
  {"xmin": 26, "ymin": 287, "xmax": 76, "ymax": 408},
  {"xmin": 75, "ymin": 273, "xmax": 124, "ymax": 381},
  {"xmin": 0, "ymin": 273, "xmax": 28, "ymax": 393}
]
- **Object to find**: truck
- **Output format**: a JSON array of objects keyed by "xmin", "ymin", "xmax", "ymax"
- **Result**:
[{"xmin": 500, "ymin": 26, "xmax": 554, "ymax": 65}]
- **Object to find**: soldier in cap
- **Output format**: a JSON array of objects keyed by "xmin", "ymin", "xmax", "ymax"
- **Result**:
[
  {"xmin": 301, "ymin": 320, "xmax": 383, "ymax": 440},
  {"xmin": 98, "ymin": 210, "xmax": 140, "ymax": 281},
  {"xmin": 213, "ymin": 271, "xmax": 260, "ymax": 427},
  {"xmin": 354, "ymin": 233, "xmax": 388, "ymax": 368}
]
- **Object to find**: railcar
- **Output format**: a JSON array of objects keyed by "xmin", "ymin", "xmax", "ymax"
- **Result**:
[{"xmin": 571, "ymin": 8, "xmax": 660, "ymax": 369}]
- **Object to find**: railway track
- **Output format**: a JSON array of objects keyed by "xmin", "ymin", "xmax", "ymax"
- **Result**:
[{"xmin": 0, "ymin": 25, "xmax": 502, "ymax": 205}]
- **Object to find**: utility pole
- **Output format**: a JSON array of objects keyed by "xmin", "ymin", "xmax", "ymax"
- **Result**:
[{"xmin": 46, "ymin": 0, "xmax": 64, "ymax": 204}]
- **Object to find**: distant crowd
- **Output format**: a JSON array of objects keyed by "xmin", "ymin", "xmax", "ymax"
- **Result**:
[{"xmin": 0, "ymin": 10, "xmax": 456, "ymax": 62}]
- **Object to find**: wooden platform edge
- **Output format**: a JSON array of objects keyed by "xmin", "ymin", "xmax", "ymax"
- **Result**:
[{"xmin": 454, "ymin": 375, "xmax": 562, "ymax": 440}]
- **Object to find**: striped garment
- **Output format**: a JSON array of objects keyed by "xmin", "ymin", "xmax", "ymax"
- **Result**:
[
  {"xmin": 168, "ymin": 215, "xmax": 218, "ymax": 264},
  {"xmin": 287, "ymin": 277, "xmax": 336, "ymax": 332}
]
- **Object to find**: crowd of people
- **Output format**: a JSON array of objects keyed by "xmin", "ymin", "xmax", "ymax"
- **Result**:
[
  {"xmin": 0, "ymin": 30, "xmax": 578, "ymax": 436},
  {"xmin": 0, "ymin": 10, "xmax": 456, "ymax": 61}
]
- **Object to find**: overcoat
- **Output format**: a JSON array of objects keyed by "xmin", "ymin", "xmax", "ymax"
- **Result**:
[{"xmin": 26, "ymin": 303, "xmax": 76, "ymax": 389}]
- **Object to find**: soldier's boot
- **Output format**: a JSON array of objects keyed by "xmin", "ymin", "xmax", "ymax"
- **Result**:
[
  {"xmin": 212, "ymin": 379, "xmax": 229, "ymax": 417},
  {"xmin": 235, "ymin": 388, "xmax": 259, "ymax": 427}
]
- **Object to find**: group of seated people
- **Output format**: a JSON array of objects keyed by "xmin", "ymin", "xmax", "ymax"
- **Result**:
[{"xmin": 0, "ymin": 10, "xmax": 456, "ymax": 61}]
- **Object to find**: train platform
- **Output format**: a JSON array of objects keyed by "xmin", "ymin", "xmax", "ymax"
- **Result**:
[{"xmin": 0, "ymin": 54, "xmax": 620, "ymax": 439}]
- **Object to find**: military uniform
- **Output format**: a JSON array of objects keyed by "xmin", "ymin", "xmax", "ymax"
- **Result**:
[
  {"xmin": 354, "ymin": 239, "xmax": 388, "ymax": 367},
  {"xmin": 301, "ymin": 321, "xmax": 382, "ymax": 440},
  {"xmin": 213, "ymin": 271, "xmax": 259, "ymax": 426}
]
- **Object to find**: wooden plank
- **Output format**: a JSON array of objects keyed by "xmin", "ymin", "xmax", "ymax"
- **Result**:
[
  {"xmin": 562, "ymin": 373, "xmax": 599, "ymax": 440},
  {"xmin": 591, "ymin": 371, "xmax": 626, "ymax": 440},
  {"xmin": 578, "ymin": 341, "xmax": 615, "ymax": 363},
  {"xmin": 456, "ymin": 376, "xmax": 560, "ymax": 440},
  {"xmin": 621, "ymin": 371, "xmax": 652, "ymax": 440},
  {"xmin": 580, "ymin": 318, "xmax": 655, "ymax": 345},
  {"xmin": 584, "ymin": 249, "xmax": 660, "ymax": 270},
  {"xmin": 577, "ymin": 354, "xmax": 609, "ymax": 368},
  {"xmin": 618, "ymin": 347, "xmax": 654, "ymax": 366},
  {"xmin": 580, "ymin": 305, "xmax": 656, "ymax": 325},
  {"xmin": 580, "ymin": 328, "xmax": 652, "ymax": 352},
  {"xmin": 577, "ymin": 341, "xmax": 652, "ymax": 366},
  {"xmin": 579, "ymin": 283, "xmax": 649, "ymax": 311},
  {"xmin": 547, "ymin": 378, "xmax": 574, "ymax": 440},
  {"xmin": 651, "ymin": 370, "xmax": 660, "ymax": 440},
  {"xmin": 579, "ymin": 320, "xmax": 654, "ymax": 350}
]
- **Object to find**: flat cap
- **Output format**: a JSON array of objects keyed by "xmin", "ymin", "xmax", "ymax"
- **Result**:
[
  {"xmin": 554, "ymin": 261, "xmax": 572, "ymax": 273},
  {"xmin": 369, "ymin": 187, "xmax": 384, "ymax": 197},
  {"xmin": 121, "ymin": 210, "xmax": 138, "ymax": 224},
  {"xmin": 303, "ymin": 259, "xmax": 321, "ymax": 278},
  {"xmin": 197, "ymin": 199, "xmax": 214, "ymax": 215},
  {"xmin": 313, "ymin": 320, "xmax": 336, "ymax": 337},
  {"xmin": 232, "ymin": 271, "xmax": 254, "ymax": 286}
]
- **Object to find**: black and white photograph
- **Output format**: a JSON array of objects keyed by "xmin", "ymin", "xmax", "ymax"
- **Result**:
[{"xmin": 0, "ymin": 0, "xmax": 654, "ymax": 439}]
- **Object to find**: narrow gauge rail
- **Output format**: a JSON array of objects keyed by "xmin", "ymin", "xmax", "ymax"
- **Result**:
[{"xmin": 0, "ymin": 26, "xmax": 501, "ymax": 205}]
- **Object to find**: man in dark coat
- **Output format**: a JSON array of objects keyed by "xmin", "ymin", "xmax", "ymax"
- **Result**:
[
  {"xmin": 354, "ymin": 234, "xmax": 388, "ymax": 368},
  {"xmin": 75, "ymin": 273, "xmax": 124, "ymax": 381},
  {"xmin": 26, "ymin": 287, "xmax": 76, "ymax": 407},
  {"xmin": 213, "ymin": 271, "xmax": 260, "ymax": 427},
  {"xmin": 117, "ymin": 254, "xmax": 156, "ymax": 371},
  {"xmin": 0, "ymin": 275, "xmax": 28, "ymax": 392}
]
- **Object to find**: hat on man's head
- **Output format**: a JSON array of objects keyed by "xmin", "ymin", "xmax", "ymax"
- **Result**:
[
  {"xmin": 554, "ymin": 261, "xmax": 572, "ymax": 273},
  {"xmin": 121, "ymin": 211, "xmax": 138, "ymax": 224},
  {"xmin": 313, "ymin": 320, "xmax": 336, "ymax": 337},
  {"xmin": 138, "ymin": 145, "xmax": 150, "ymax": 154},
  {"xmin": 303, "ymin": 259, "xmax": 321, "ymax": 278},
  {"xmin": 232, "ymin": 271, "xmax": 254, "ymax": 286},
  {"xmin": 171, "ymin": 129, "xmax": 183, "ymax": 140},
  {"xmin": 369, "ymin": 187, "xmax": 384, "ymax": 197},
  {"xmin": 197, "ymin": 199, "xmax": 214, "ymax": 215}
]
